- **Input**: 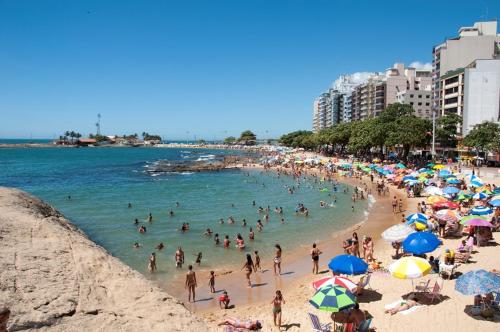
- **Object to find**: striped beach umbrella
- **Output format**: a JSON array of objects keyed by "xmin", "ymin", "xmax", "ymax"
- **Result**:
[
  {"xmin": 309, "ymin": 285, "xmax": 356, "ymax": 312},
  {"xmin": 389, "ymin": 257, "xmax": 431, "ymax": 279},
  {"xmin": 489, "ymin": 198, "xmax": 500, "ymax": 207},
  {"xmin": 472, "ymin": 192, "xmax": 489, "ymax": 200},
  {"xmin": 312, "ymin": 276, "xmax": 357, "ymax": 292},
  {"xmin": 382, "ymin": 224, "xmax": 415, "ymax": 242},
  {"xmin": 471, "ymin": 206, "xmax": 493, "ymax": 215},
  {"xmin": 446, "ymin": 178, "xmax": 461, "ymax": 184},
  {"xmin": 406, "ymin": 213, "xmax": 428, "ymax": 223}
]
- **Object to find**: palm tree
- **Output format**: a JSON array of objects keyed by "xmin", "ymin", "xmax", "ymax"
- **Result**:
[{"xmin": 64, "ymin": 131, "xmax": 70, "ymax": 143}]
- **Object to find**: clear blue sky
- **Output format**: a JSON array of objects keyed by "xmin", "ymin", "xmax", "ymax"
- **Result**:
[{"xmin": 1, "ymin": 0, "xmax": 499, "ymax": 140}]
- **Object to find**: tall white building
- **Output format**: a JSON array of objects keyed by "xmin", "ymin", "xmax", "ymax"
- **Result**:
[
  {"xmin": 462, "ymin": 59, "xmax": 500, "ymax": 135},
  {"xmin": 432, "ymin": 21, "xmax": 500, "ymax": 112}
]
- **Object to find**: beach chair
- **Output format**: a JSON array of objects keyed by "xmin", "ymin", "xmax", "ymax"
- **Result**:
[
  {"xmin": 424, "ymin": 282, "xmax": 442, "ymax": 303},
  {"xmin": 415, "ymin": 279, "xmax": 431, "ymax": 293},
  {"xmin": 356, "ymin": 318, "xmax": 372, "ymax": 332},
  {"xmin": 308, "ymin": 312, "xmax": 332, "ymax": 332},
  {"xmin": 455, "ymin": 249, "xmax": 471, "ymax": 263},
  {"xmin": 491, "ymin": 293, "xmax": 500, "ymax": 312}
]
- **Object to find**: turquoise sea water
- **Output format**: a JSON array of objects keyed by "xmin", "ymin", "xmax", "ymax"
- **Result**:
[{"xmin": 0, "ymin": 147, "xmax": 367, "ymax": 282}]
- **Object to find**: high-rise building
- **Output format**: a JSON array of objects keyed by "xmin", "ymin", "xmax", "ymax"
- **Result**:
[
  {"xmin": 462, "ymin": 59, "xmax": 500, "ymax": 135},
  {"xmin": 432, "ymin": 21, "xmax": 500, "ymax": 112}
]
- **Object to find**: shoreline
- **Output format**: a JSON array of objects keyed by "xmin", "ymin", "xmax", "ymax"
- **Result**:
[{"xmin": 168, "ymin": 163, "xmax": 406, "ymax": 315}]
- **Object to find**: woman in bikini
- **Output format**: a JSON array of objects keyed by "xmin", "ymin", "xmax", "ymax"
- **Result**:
[
  {"xmin": 271, "ymin": 290, "xmax": 285, "ymax": 327},
  {"xmin": 242, "ymin": 254, "xmax": 254, "ymax": 287},
  {"xmin": 274, "ymin": 244, "xmax": 282, "ymax": 275},
  {"xmin": 218, "ymin": 318, "xmax": 262, "ymax": 330},
  {"xmin": 311, "ymin": 243, "xmax": 322, "ymax": 274}
]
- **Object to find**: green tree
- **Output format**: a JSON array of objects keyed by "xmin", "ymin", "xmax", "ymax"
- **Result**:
[
  {"xmin": 437, "ymin": 113, "xmax": 462, "ymax": 157},
  {"xmin": 239, "ymin": 130, "xmax": 257, "ymax": 145},
  {"xmin": 223, "ymin": 136, "xmax": 237, "ymax": 145},
  {"xmin": 462, "ymin": 121, "xmax": 500, "ymax": 155},
  {"xmin": 385, "ymin": 115, "xmax": 432, "ymax": 160}
]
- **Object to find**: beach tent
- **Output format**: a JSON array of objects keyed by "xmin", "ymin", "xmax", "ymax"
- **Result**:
[
  {"xmin": 328, "ymin": 255, "xmax": 368, "ymax": 275},
  {"xmin": 309, "ymin": 285, "xmax": 356, "ymax": 312},
  {"xmin": 455, "ymin": 269, "xmax": 500, "ymax": 295},
  {"xmin": 382, "ymin": 224, "xmax": 415, "ymax": 242},
  {"xmin": 402, "ymin": 232, "xmax": 440, "ymax": 255}
]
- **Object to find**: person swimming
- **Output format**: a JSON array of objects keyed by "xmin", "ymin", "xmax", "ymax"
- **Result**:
[
  {"xmin": 242, "ymin": 219, "xmax": 247, "ymax": 227},
  {"xmin": 257, "ymin": 220, "xmax": 264, "ymax": 232},
  {"xmin": 169, "ymin": 209, "xmax": 174, "ymax": 217},
  {"xmin": 204, "ymin": 228, "xmax": 213, "ymax": 236},
  {"xmin": 219, "ymin": 218, "xmax": 224, "ymax": 225},
  {"xmin": 195, "ymin": 252, "xmax": 202, "ymax": 266},
  {"xmin": 156, "ymin": 242, "xmax": 164, "ymax": 250},
  {"xmin": 214, "ymin": 233, "xmax": 220, "ymax": 245},
  {"xmin": 133, "ymin": 218, "xmax": 139, "ymax": 225},
  {"xmin": 128, "ymin": 202, "xmax": 132, "ymax": 208},
  {"xmin": 133, "ymin": 242, "xmax": 141, "ymax": 249},
  {"xmin": 139, "ymin": 226, "xmax": 147, "ymax": 233}
]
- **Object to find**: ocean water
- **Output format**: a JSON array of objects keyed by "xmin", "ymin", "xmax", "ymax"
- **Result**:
[{"xmin": 0, "ymin": 147, "xmax": 367, "ymax": 283}]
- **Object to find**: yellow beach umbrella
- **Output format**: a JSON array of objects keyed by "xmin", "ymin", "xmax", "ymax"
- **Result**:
[
  {"xmin": 413, "ymin": 221, "xmax": 427, "ymax": 231},
  {"xmin": 433, "ymin": 164, "xmax": 445, "ymax": 170},
  {"xmin": 427, "ymin": 195, "xmax": 448, "ymax": 204},
  {"xmin": 389, "ymin": 257, "xmax": 431, "ymax": 279}
]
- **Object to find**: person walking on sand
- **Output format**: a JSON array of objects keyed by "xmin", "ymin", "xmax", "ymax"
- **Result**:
[
  {"xmin": 351, "ymin": 232, "xmax": 360, "ymax": 257},
  {"xmin": 254, "ymin": 250, "xmax": 261, "ymax": 271},
  {"xmin": 274, "ymin": 244, "xmax": 282, "ymax": 275},
  {"xmin": 271, "ymin": 290, "xmax": 285, "ymax": 327},
  {"xmin": 311, "ymin": 243, "xmax": 322, "ymax": 274},
  {"xmin": 208, "ymin": 271, "xmax": 216, "ymax": 293},
  {"xmin": 392, "ymin": 196, "xmax": 397, "ymax": 213},
  {"xmin": 185, "ymin": 265, "xmax": 197, "ymax": 302},
  {"xmin": 148, "ymin": 253, "xmax": 157, "ymax": 273},
  {"xmin": 175, "ymin": 247, "xmax": 185, "ymax": 268},
  {"xmin": 398, "ymin": 198, "xmax": 403, "ymax": 213},
  {"xmin": 242, "ymin": 254, "xmax": 254, "ymax": 287}
]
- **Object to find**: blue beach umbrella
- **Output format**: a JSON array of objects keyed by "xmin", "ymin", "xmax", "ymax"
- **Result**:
[
  {"xmin": 471, "ymin": 206, "xmax": 493, "ymax": 215},
  {"xmin": 406, "ymin": 179, "xmax": 419, "ymax": 186},
  {"xmin": 328, "ymin": 254, "xmax": 368, "ymax": 275},
  {"xmin": 443, "ymin": 186, "xmax": 460, "ymax": 195},
  {"xmin": 402, "ymin": 232, "xmax": 441, "ymax": 255},
  {"xmin": 396, "ymin": 163, "xmax": 406, "ymax": 169},
  {"xmin": 403, "ymin": 175, "xmax": 416, "ymax": 181},
  {"xmin": 446, "ymin": 178, "xmax": 461, "ymax": 184},
  {"xmin": 455, "ymin": 269, "xmax": 500, "ymax": 295},
  {"xmin": 489, "ymin": 198, "xmax": 500, "ymax": 207},
  {"xmin": 406, "ymin": 213, "xmax": 429, "ymax": 223},
  {"xmin": 439, "ymin": 169, "xmax": 452, "ymax": 177},
  {"xmin": 472, "ymin": 192, "xmax": 488, "ymax": 200},
  {"xmin": 418, "ymin": 168, "xmax": 428, "ymax": 173}
]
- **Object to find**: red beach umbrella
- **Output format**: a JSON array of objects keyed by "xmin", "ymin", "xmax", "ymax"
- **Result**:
[
  {"xmin": 433, "ymin": 201, "xmax": 460, "ymax": 210},
  {"xmin": 312, "ymin": 276, "xmax": 357, "ymax": 293}
]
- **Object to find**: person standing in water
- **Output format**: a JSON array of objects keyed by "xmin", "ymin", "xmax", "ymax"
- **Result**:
[
  {"xmin": 242, "ymin": 254, "xmax": 254, "ymax": 287},
  {"xmin": 175, "ymin": 247, "xmax": 185, "ymax": 268},
  {"xmin": 274, "ymin": 244, "xmax": 282, "ymax": 275},
  {"xmin": 271, "ymin": 290, "xmax": 285, "ymax": 327},
  {"xmin": 311, "ymin": 243, "xmax": 322, "ymax": 274},
  {"xmin": 147, "ymin": 213, "xmax": 153, "ymax": 222},
  {"xmin": 148, "ymin": 253, "xmax": 157, "ymax": 273},
  {"xmin": 185, "ymin": 265, "xmax": 197, "ymax": 302}
]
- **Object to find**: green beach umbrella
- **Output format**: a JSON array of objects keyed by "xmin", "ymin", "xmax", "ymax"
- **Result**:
[{"xmin": 309, "ymin": 285, "xmax": 356, "ymax": 312}]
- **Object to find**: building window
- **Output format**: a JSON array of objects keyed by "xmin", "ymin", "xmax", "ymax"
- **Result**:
[
  {"xmin": 418, "ymin": 102, "xmax": 422, "ymax": 106},
  {"xmin": 425, "ymin": 102, "xmax": 430, "ymax": 106},
  {"xmin": 410, "ymin": 94, "xmax": 414, "ymax": 98},
  {"xmin": 418, "ymin": 95, "xmax": 422, "ymax": 98},
  {"xmin": 410, "ymin": 102, "xmax": 414, "ymax": 106},
  {"xmin": 426, "ymin": 95, "xmax": 430, "ymax": 98}
]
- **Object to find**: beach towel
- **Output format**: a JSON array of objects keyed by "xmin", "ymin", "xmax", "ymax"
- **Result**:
[{"xmin": 384, "ymin": 300, "xmax": 422, "ymax": 315}]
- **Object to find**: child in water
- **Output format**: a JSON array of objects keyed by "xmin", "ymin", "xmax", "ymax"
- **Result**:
[{"xmin": 195, "ymin": 252, "xmax": 202, "ymax": 266}]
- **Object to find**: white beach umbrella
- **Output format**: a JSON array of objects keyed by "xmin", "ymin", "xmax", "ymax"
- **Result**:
[
  {"xmin": 382, "ymin": 224, "xmax": 415, "ymax": 242},
  {"xmin": 424, "ymin": 186, "xmax": 443, "ymax": 196}
]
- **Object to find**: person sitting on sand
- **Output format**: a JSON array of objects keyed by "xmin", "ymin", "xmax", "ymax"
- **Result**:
[
  {"xmin": 218, "ymin": 318, "xmax": 262, "ymax": 330},
  {"xmin": 385, "ymin": 294, "xmax": 419, "ymax": 315},
  {"xmin": 347, "ymin": 303, "xmax": 366, "ymax": 329},
  {"xmin": 429, "ymin": 256, "xmax": 440, "ymax": 273},
  {"xmin": 218, "ymin": 291, "xmax": 230, "ymax": 309}
]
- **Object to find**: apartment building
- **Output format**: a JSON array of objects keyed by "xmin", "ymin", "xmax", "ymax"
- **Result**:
[{"xmin": 432, "ymin": 21, "xmax": 500, "ymax": 111}]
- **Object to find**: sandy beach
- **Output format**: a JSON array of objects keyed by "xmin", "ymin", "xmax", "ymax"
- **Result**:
[{"xmin": 197, "ymin": 162, "xmax": 500, "ymax": 331}]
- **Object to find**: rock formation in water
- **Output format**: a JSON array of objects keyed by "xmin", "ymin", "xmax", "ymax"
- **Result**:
[{"xmin": 0, "ymin": 187, "xmax": 212, "ymax": 331}]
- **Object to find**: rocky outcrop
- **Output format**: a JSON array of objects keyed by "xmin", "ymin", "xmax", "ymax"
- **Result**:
[{"xmin": 0, "ymin": 187, "xmax": 212, "ymax": 331}]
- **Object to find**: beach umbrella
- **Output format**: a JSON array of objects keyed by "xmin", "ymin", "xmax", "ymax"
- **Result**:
[
  {"xmin": 455, "ymin": 269, "xmax": 500, "ymax": 295},
  {"xmin": 406, "ymin": 213, "xmax": 428, "ymax": 223},
  {"xmin": 406, "ymin": 179, "xmax": 419, "ymax": 186},
  {"xmin": 402, "ymin": 232, "xmax": 441, "ymax": 255},
  {"xmin": 410, "ymin": 220, "xmax": 429, "ymax": 231},
  {"xmin": 472, "ymin": 192, "xmax": 489, "ymax": 200},
  {"xmin": 446, "ymin": 178, "xmax": 461, "ymax": 184},
  {"xmin": 434, "ymin": 209, "xmax": 460, "ymax": 222},
  {"xmin": 439, "ymin": 169, "xmax": 452, "ymax": 178},
  {"xmin": 328, "ymin": 255, "xmax": 368, "ymax": 275},
  {"xmin": 433, "ymin": 201, "xmax": 460, "ymax": 210},
  {"xmin": 425, "ymin": 187, "xmax": 443, "ymax": 196},
  {"xmin": 433, "ymin": 164, "xmax": 445, "ymax": 170},
  {"xmin": 489, "ymin": 198, "xmax": 500, "ymax": 207},
  {"xmin": 396, "ymin": 163, "xmax": 406, "ymax": 169},
  {"xmin": 403, "ymin": 175, "xmax": 416, "ymax": 181},
  {"xmin": 427, "ymin": 195, "xmax": 448, "ymax": 204},
  {"xmin": 460, "ymin": 215, "xmax": 487, "ymax": 225},
  {"xmin": 309, "ymin": 285, "xmax": 356, "ymax": 312},
  {"xmin": 469, "ymin": 175, "xmax": 484, "ymax": 187},
  {"xmin": 418, "ymin": 168, "xmax": 428, "ymax": 173},
  {"xmin": 494, "ymin": 188, "xmax": 500, "ymax": 194},
  {"xmin": 382, "ymin": 224, "xmax": 416, "ymax": 242},
  {"xmin": 389, "ymin": 257, "xmax": 431, "ymax": 279},
  {"xmin": 462, "ymin": 218, "xmax": 494, "ymax": 227},
  {"xmin": 471, "ymin": 206, "xmax": 493, "ymax": 215},
  {"xmin": 456, "ymin": 193, "xmax": 472, "ymax": 201},
  {"xmin": 427, "ymin": 163, "xmax": 435, "ymax": 167},
  {"xmin": 443, "ymin": 186, "xmax": 460, "ymax": 195},
  {"xmin": 312, "ymin": 276, "xmax": 357, "ymax": 292}
]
